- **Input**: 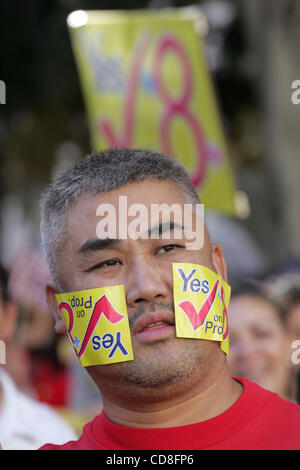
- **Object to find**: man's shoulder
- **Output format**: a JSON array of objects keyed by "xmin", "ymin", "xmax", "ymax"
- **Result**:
[
  {"xmin": 238, "ymin": 377, "xmax": 300, "ymax": 445},
  {"xmin": 226, "ymin": 378, "xmax": 300, "ymax": 449},
  {"xmin": 266, "ymin": 387, "xmax": 300, "ymax": 421},
  {"xmin": 39, "ymin": 414, "xmax": 98, "ymax": 450},
  {"xmin": 39, "ymin": 380, "xmax": 300, "ymax": 450},
  {"xmin": 246, "ymin": 377, "xmax": 299, "ymax": 406},
  {"xmin": 238, "ymin": 376, "xmax": 300, "ymax": 417}
]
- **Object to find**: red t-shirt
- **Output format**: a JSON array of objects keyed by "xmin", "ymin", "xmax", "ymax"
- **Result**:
[{"xmin": 40, "ymin": 378, "xmax": 300, "ymax": 450}]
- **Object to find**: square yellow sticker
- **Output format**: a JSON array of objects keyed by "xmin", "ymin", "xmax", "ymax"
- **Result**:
[
  {"xmin": 56, "ymin": 285, "xmax": 134, "ymax": 367},
  {"xmin": 173, "ymin": 263, "xmax": 230, "ymax": 354}
]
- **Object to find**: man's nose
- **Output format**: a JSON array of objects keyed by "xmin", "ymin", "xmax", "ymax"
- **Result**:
[{"xmin": 125, "ymin": 256, "xmax": 170, "ymax": 307}]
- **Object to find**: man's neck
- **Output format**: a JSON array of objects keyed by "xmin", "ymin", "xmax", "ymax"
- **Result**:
[{"xmin": 101, "ymin": 367, "xmax": 243, "ymax": 429}]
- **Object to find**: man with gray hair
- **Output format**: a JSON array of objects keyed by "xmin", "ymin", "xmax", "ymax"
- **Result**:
[{"xmin": 39, "ymin": 147, "xmax": 300, "ymax": 450}]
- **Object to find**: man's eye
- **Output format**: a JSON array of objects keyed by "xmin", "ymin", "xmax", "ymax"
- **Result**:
[
  {"xmin": 157, "ymin": 244, "xmax": 181, "ymax": 254},
  {"xmin": 88, "ymin": 259, "xmax": 121, "ymax": 271},
  {"xmin": 103, "ymin": 259, "xmax": 120, "ymax": 267}
]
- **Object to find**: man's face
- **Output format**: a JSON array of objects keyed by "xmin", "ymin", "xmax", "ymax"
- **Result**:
[{"xmin": 48, "ymin": 179, "xmax": 227, "ymax": 403}]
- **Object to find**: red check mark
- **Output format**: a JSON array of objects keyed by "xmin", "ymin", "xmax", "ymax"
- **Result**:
[
  {"xmin": 59, "ymin": 295, "xmax": 124, "ymax": 359},
  {"xmin": 178, "ymin": 280, "xmax": 219, "ymax": 330}
]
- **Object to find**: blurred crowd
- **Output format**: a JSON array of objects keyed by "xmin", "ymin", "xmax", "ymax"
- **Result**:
[
  {"xmin": 228, "ymin": 268, "xmax": 300, "ymax": 404},
  {"xmin": 0, "ymin": 231, "xmax": 300, "ymax": 449},
  {"xmin": 0, "ymin": 249, "xmax": 102, "ymax": 449}
]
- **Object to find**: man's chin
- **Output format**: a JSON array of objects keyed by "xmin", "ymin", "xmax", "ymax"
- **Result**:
[{"xmin": 87, "ymin": 337, "xmax": 217, "ymax": 403}]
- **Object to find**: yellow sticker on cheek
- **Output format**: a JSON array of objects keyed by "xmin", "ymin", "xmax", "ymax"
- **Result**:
[
  {"xmin": 55, "ymin": 285, "xmax": 134, "ymax": 367},
  {"xmin": 173, "ymin": 263, "xmax": 230, "ymax": 355}
]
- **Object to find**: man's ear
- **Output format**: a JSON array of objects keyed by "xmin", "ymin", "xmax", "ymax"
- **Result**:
[
  {"xmin": 45, "ymin": 281, "xmax": 66, "ymax": 334},
  {"xmin": 211, "ymin": 243, "xmax": 228, "ymax": 283}
]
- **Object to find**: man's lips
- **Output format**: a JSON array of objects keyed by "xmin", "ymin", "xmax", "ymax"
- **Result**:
[{"xmin": 131, "ymin": 311, "xmax": 175, "ymax": 341}]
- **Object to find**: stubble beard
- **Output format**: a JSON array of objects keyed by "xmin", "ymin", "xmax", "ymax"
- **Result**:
[
  {"xmin": 116, "ymin": 336, "xmax": 215, "ymax": 398},
  {"xmin": 89, "ymin": 301, "xmax": 220, "ymax": 405}
]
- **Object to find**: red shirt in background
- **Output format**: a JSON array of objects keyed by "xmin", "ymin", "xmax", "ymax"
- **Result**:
[
  {"xmin": 31, "ymin": 357, "xmax": 70, "ymax": 407},
  {"xmin": 40, "ymin": 378, "xmax": 300, "ymax": 450}
]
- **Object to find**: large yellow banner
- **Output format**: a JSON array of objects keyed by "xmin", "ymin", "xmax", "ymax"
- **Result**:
[{"xmin": 67, "ymin": 8, "xmax": 236, "ymax": 214}]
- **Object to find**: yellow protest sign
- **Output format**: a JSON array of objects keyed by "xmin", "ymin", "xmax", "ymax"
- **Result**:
[
  {"xmin": 67, "ymin": 8, "xmax": 236, "ymax": 214},
  {"xmin": 173, "ymin": 263, "xmax": 230, "ymax": 354},
  {"xmin": 56, "ymin": 285, "xmax": 134, "ymax": 367}
]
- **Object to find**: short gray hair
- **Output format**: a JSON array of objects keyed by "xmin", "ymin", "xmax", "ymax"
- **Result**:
[{"xmin": 40, "ymin": 147, "xmax": 200, "ymax": 286}]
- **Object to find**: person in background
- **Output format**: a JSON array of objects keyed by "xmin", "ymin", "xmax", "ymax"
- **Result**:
[
  {"xmin": 0, "ymin": 262, "xmax": 77, "ymax": 450},
  {"xmin": 278, "ymin": 285, "xmax": 300, "ymax": 348},
  {"xmin": 7, "ymin": 248, "xmax": 71, "ymax": 407},
  {"xmin": 7, "ymin": 248, "xmax": 102, "ymax": 433},
  {"xmin": 262, "ymin": 266, "xmax": 300, "ymax": 344},
  {"xmin": 261, "ymin": 267, "xmax": 300, "ymax": 404},
  {"xmin": 227, "ymin": 282, "xmax": 296, "ymax": 402},
  {"xmin": 276, "ymin": 282, "xmax": 300, "ymax": 404}
]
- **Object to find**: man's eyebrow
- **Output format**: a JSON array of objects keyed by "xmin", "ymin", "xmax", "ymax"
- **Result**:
[
  {"xmin": 78, "ymin": 222, "xmax": 183, "ymax": 254},
  {"xmin": 148, "ymin": 220, "xmax": 183, "ymax": 237},
  {"xmin": 78, "ymin": 237, "xmax": 121, "ymax": 255}
]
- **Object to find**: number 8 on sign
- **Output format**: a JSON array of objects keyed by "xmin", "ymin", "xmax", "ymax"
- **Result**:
[{"xmin": 153, "ymin": 35, "xmax": 207, "ymax": 188}]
